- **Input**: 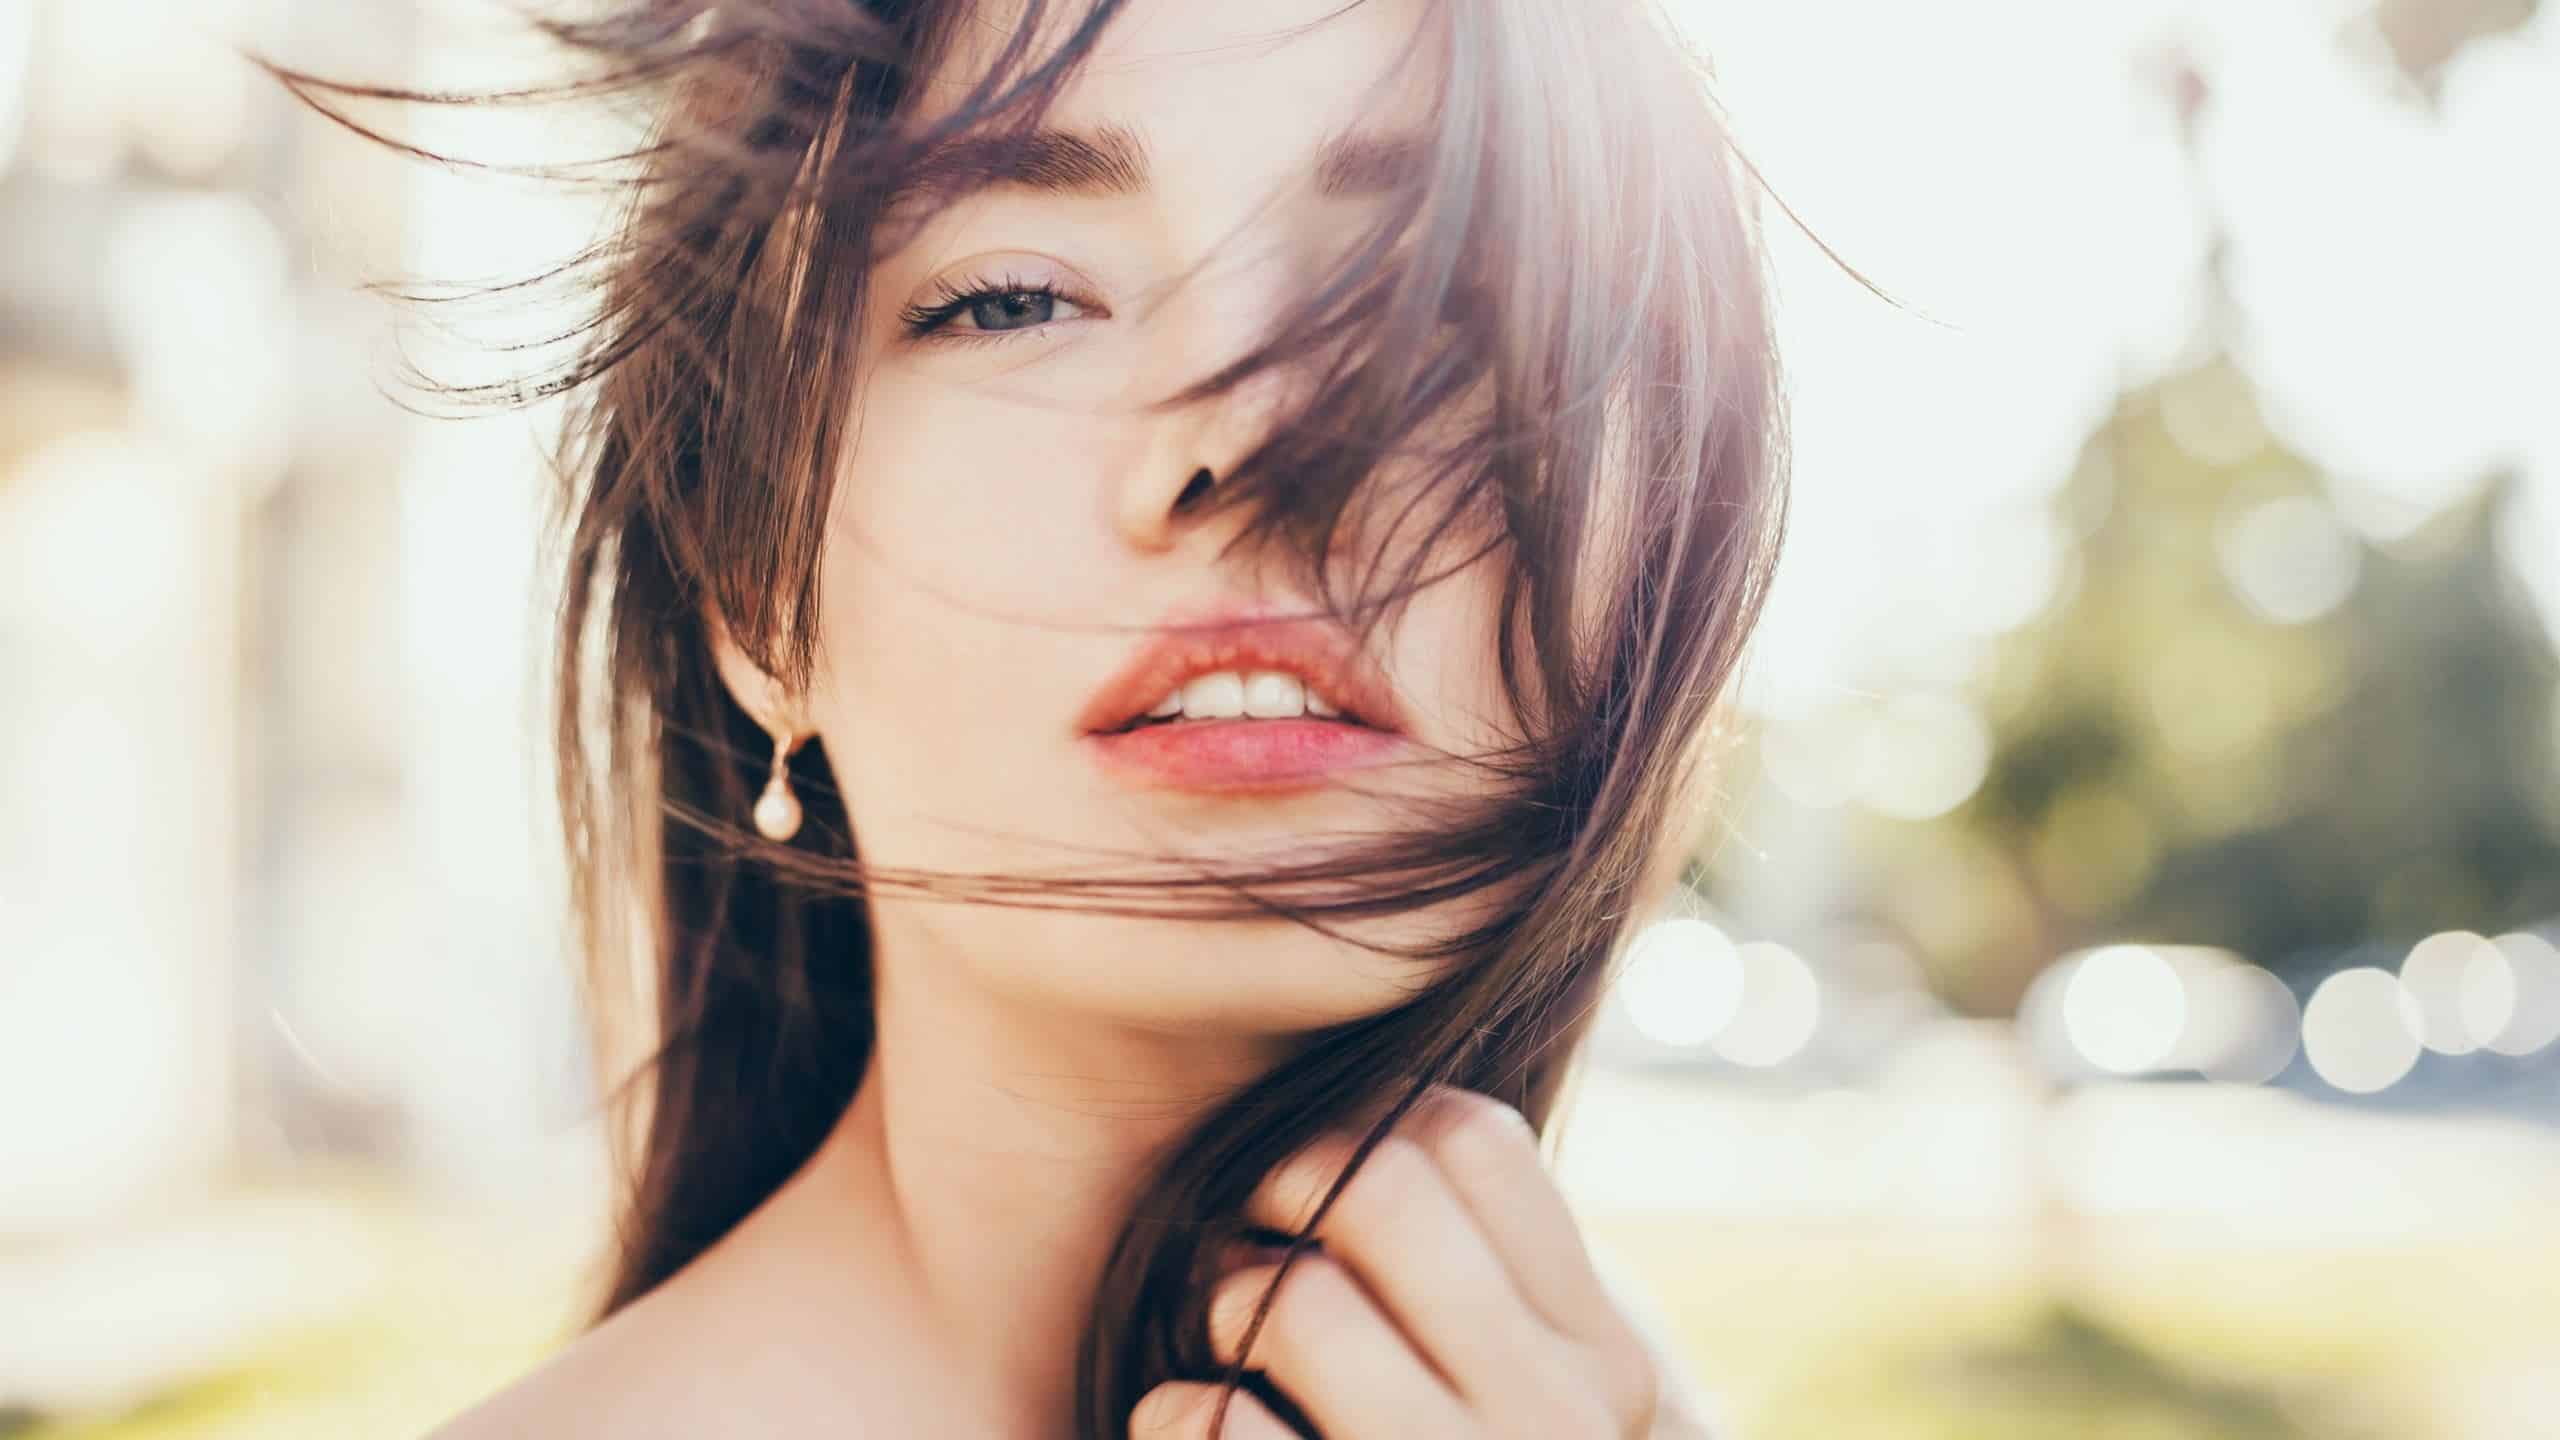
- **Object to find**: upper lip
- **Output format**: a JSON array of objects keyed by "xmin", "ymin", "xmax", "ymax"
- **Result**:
[{"xmin": 1076, "ymin": 607, "xmax": 1408, "ymax": 736}]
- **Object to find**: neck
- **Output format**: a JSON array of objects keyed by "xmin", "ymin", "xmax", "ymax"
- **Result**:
[{"xmin": 757, "ymin": 918, "xmax": 1296, "ymax": 1438}]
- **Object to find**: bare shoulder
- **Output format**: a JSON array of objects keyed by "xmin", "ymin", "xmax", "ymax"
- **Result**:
[
  {"xmin": 419, "ymin": 1293, "xmax": 690, "ymax": 1440},
  {"xmin": 419, "ymin": 1221, "xmax": 914, "ymax": 1440}
]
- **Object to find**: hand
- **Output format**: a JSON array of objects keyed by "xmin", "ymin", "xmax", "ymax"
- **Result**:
[{"xmin": 1128, "ymin": 1085, "xmax": 1673, "ymax": 1439}]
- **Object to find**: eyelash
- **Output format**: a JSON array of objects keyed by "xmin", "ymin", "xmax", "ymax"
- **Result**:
[
  {"xmin": 897, "ymin": 268, "xmax": 1472, "ymax": 345},
  {"xmin": 898, "ymin": 272, "xmax": 1098, "ymax": 344}
]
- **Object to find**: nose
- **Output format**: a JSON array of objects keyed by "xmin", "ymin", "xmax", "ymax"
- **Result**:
[{"xmin": 1113, "ymin": 246, "xmax": 1304, "ymax": 556}]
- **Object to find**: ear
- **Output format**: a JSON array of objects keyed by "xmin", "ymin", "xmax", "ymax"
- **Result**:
[{"xmin": 703, "ymin": 603, "xmax": 804, "ymax": 737}]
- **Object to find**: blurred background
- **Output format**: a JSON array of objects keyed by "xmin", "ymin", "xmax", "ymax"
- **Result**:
[{"xmin": 2, "ymin": 0, "xmax": 2555, "ymax": 1435}]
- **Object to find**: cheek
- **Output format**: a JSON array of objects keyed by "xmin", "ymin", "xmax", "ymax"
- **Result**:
[
  {"xmin": 803, "ymin": 366, "xmax": 1137, "ymax": 860},
  {"xmin": 823, "ymin": 367, "xmax": 1129, "ymax": 615},
  {"xmin": 1390, "ymin": 547, "xmax": 1520, "ymax": 756}
]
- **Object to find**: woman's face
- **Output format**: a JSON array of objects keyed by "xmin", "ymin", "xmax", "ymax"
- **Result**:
[{"xmin": 777, "ymin": 0, "xmax": 1517, "ymax": 1038}]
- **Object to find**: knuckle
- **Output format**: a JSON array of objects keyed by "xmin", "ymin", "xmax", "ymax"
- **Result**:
[
  {"xmin": 1593, "ymin": 1337, "xmax": 1664, "ymax": 1431},
  {"xmin": 1262, "ymin": 1122, "xmax": 1442, "ymax": 1236},
  {"xmin": 1136, "ymin": 1381, "xmax": 1278, "ymax": 1440},
  {"xmin": 1339, "ymin": 1131, "xmax": 1434, "ymax": 1217},
  {"xmin": 1307, "ymin": 1127, "xmax": 1367, "ymax": 1177},
  {"xmin": 1129, "ymin": 1381, "xmax": 1205, "ymax": 1438},
  {"xmin": 1218, "ymin": 1250, "xmax": 1361, "ymax": 1363},
  {"xmin": 1426, "ymin": 1086, "xmax": 1538, "ymax": 1155},
  {"xmin": 1206, "ymin": 1264, "xmax": 1281, "ymax": 1358},
  {"xmin": 1302, "ymin": 1252, "xmax": 1367, "ymax": 1318},
  {"xmin": 1260, "ymin": 1133, "xmax": 1356, "ymax": 1222}
]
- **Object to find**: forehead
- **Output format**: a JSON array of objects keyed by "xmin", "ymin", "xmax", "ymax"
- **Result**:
[{"xmin": 918, "ymin": 0, "xmax": 1442, "ymax": 146}]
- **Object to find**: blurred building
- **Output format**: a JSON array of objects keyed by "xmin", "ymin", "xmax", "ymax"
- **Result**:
[{"xmin": 0, "ymin": 0, "xmax": 584, "ymax": 1247}]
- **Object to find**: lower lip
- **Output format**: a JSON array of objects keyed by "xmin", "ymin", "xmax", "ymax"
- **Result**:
[{"xmin": 1085, "ymin": 718, "xmax": 1409, "ymax": 793}]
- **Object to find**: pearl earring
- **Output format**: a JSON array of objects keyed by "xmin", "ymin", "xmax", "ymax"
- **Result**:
[{"xmin": 753, "ymin": 726, "xmax": 803, "ymax": 842}]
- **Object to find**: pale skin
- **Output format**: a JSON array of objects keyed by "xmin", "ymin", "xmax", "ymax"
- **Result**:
[{"xmin": 430, "ymin": 1, "xmax": 1716, "ymax": 1436}]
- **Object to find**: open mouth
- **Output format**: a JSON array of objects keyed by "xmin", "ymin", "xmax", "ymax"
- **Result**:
[
  {"xmin": 1108, "ymin": 667, "xmax": 1375, "ymax": 734},
  {"xmin": 1079, "ymin": 611, "xmax": 1410, "ymax": 793},
  {"xmin": 1077, "ymin": 611, "xmax": 1407, "ymax": 738}
]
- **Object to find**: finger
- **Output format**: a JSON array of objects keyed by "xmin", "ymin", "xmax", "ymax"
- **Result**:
[
  {"xmin": 1400, "ymin": 1087, "xmax": 1619, "ymax": 1341},
  {"xmin": 1244, "ymin": 1126, "xmax": 1554, "ymax": 1405},
  {"xmin": 1128, "ymin": 1381, "xmax": 1294, "ymax": 1440},
  {"xmin": 1208, "ymin": 1256, "xmax": 1472, "ymax": 1438},
  {"xmin": 1403, "ymin": 1086, "xmax": 1661, "ymax": 1426}
]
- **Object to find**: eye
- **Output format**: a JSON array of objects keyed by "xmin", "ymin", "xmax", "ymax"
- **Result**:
[{"xmin": 900, "ymin": 276, "xmax": 1097, "ymax": 342}]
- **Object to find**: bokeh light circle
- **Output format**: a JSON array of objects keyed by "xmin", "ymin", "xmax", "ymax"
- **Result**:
[
  {"xmin": 1713, "ymin": 942, "xmax": 1821, "ymax": 1068},
  {"xmin": 2062, "ymin": 944, "xmax": 2186, "ymax": 1075},
  {"xmin": 2184, "ymin": 962, "xmax": 2301, "ymax": 1085},
  {"xmin": 2302, "ymin": 968, "xmax": 2424, "ymax": 1094},
  {"xmin": 1859, "ymin": 692, "xmax": 1994, "ymax": 820},
  {"xmin": 2215, "ymin": 494, "xmax": 2361, "ymax": 624},
  {"xmin": 1617, "ymin": 919, "xmax": 1744, "ymax": 1048},
  {"xmin": 2400, "ymin": 929, "xmax": 2501, "ymax": 1055},
  {"xmin": 2481, "ymin": 931, "xmax": 2560, "ymax": 1057}
]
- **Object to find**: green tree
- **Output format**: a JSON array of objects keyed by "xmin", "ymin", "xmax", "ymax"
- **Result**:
[{"xmin": 1943, "ymin": 357, "xmax": 2559, "ymax": 988}]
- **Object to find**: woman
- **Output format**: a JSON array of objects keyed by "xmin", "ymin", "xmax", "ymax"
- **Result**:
[{"xmin": 284, "ymin": 0, "xmax": 1784, "ymax": 1433}]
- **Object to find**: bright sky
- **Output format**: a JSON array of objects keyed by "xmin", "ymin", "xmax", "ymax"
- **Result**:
[{"xmin": 1674, "ymin": 0, "xmax": 2560, "ymax": 716}]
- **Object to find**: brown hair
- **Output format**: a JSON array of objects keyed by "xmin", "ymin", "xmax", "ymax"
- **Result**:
[{"xmin": 272, "ymin": 0, "xmax": 1788, "ymax": 1432}]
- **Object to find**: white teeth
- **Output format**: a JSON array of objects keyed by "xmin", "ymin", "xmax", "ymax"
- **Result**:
[
  {"xmin": 1137, "ymin": 670, "xmax": 1347, "ymax": 725},
  {"xmin": 1180, "ymin": 671, "xmax": 1246, "ymax": 719},
  {"xmin": 1242, "ymin": 671, "xmax": 1306, "ymax": 718}
]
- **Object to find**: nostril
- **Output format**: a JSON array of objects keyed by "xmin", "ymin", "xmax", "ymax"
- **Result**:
[{"xmin": 1172, "ymin": 467, "xmax": 1215, "ymax": 513}]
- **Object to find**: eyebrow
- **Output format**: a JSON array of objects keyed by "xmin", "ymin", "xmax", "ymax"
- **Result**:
[{"xmin": 884, "ymin": 122, "xmax": 1426, "ymax": 213}]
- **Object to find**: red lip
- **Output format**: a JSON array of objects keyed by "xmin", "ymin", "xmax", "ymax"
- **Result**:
[{"xmin": 1078, "ymin": 608, "xmax": 1413, "ymax": 794}]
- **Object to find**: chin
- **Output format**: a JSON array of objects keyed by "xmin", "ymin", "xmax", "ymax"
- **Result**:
[{"xmin": 910, "ymin": 903, "xmax": 1436, "ymax": 1038}]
